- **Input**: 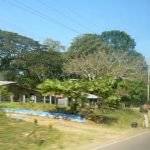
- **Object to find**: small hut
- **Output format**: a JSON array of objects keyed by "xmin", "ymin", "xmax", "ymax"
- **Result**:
[{"xmin": 86, "ymin": 94, "xmax": 99, "ymax": 106}]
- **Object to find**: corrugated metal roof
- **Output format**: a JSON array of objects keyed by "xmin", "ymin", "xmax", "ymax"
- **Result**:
[
  {"xmin": 0, "ymin": 81, "xmax": 15, "ymax": 86},
  {"xmin": 87, "ymin": 94, "xmax": 99, "ymax": 99}
]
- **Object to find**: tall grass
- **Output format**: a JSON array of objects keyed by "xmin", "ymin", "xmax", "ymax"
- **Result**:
[{"xmin": 102, "ymin": 108, "xmax": 144, "ymax": 128}]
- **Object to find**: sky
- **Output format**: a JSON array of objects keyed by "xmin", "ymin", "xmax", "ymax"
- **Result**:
[{"xmin": 0, "ymin": 0, "xmax": 150, "ymax": 63}]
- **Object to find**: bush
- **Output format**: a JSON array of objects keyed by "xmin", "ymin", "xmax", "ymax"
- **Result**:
[
  {"xmin": 33, "ymin": 118, "xmax": 38, "ymax": 125},
  {"xmin": 78, "ymin": 106, "xmax": 118, "ymax": 124}
]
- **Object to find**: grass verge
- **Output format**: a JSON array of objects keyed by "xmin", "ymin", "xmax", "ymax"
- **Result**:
[
  {"xmin": 0, "ymin": 102, "xmax": 70, "ymax": 113},
  {"xmin": 0, "ymin": 102, "xmax": 149, "ymax": 150}
]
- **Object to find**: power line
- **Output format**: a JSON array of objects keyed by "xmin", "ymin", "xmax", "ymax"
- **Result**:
[
  {"xmin": 0, "ymin": 19, "xmax": 43, "ymax": 41},
  {"xmin": 57, "ymin": 0, "xmax": 90, "ymax": 20},
  {"xmin": 37, "ymin": 0, "xmax": 94, "ymax": 32},
  {"xmin": 4, "ymin": 0, "xmax": 81, "ymax": 34},
  {"xmin": 56, "ymin": 0, "xmax": 100, "ymax": 32}
]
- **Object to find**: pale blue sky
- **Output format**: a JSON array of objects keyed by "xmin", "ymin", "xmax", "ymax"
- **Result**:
[{"xmin": 0, "ymin": 0, "xmax": 150, "ymax": 63}]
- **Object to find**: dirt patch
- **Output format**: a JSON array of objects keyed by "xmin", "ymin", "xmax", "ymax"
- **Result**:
[{"xmin": 6, "ymin": 113, "xmax": 92, "ymax": 132}]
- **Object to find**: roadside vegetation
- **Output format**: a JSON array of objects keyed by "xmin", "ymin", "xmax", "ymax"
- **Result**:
[
  {"xmin": 0, "ymin": 102, "xmax": 144, "ymax": 128},
  {"xmin": 0, "ymin": 104, "xmax": 148, "ymax": 150},
  {"xmin": 0, "ymin": 102, "xmax": 70, "ymax": 113}
]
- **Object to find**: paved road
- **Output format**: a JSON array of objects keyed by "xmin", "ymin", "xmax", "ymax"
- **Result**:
[{"xmin": 91, "ymin": 131, "xmax": 150, "ymax": 150}]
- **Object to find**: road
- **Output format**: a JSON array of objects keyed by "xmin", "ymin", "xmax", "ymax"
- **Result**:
[{"xmin": 90, "ymin": 131, "xmax": 150, "ymax": 150}]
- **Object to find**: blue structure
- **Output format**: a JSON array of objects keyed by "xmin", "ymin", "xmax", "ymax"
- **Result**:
[{"xmin": 2, "ymin": 108, "xmax": 86, "ymax": 122}]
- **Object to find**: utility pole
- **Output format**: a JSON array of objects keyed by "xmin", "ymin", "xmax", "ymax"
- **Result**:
[{"xmin": 148, "ymin": 64, "xmax": 150, "ymax": 101}]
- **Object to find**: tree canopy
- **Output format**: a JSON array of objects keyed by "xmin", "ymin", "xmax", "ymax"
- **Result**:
[
  {"xmin": 0, "ymin": 29, "xmax": 40, "ymax": 70},
  {"xmin": 43, "ymin": 38, "xmax": 65, "ymax": 52},
  {"xmin": 100, "ymin": 30, "xmax": 136, "ymax": 51},
  {"xmin": 63, "ymin": 30, "xmax": 147, "ymax": 82},
  {"xmin": 0, "ymin": 29, "xmax": 64, "ymax": 88},
  {"xmin": 67, "ymin": 34, "xmax": 109, "ymax": 58},
  {"xmin": 63, "ymin": 49, "xmax": 147, "ymax": 82},
  {"xmin": 0, "ymin": 29, "xmax": 148, "ymax": 106},
  {"xmin": 38, "ymin": 77, "xmax": 147, "ymax": 108}
]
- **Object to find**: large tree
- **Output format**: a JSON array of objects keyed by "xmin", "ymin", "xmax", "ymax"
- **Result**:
[
  {"xmin": 63, "ymin": 50, "xmax": 147, "ymax": 82},
  {"xmin": 13, "ymin": 48, "xmax": 64, "ymax": 88},
  {"xmin": 65, "ymin": 30, "xmax": 147, "ymax": 82},
  {"xmin": 0, "ymin": 29, "xmax": 64, "ymax": 88},
  {"xmin": 67, "ymin": 34, "xmax": 108, "ymax": 58},
  {"xmin": 100, "ymin": 30, "xmax": 136, "ymax": 51},
  {"xmin": 0, "ymin": 29, "xmax": 40, "ymax": 80}
]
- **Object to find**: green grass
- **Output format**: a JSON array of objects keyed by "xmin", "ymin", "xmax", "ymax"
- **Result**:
[
  {"xmin": 101, "ymin": 108, "xmax": 144, "ymax": 128},
  {"xmin": 0, "ymin": 110, "xmax": 64, "ymax": 150},
  {"xmin": 0, "ymin": 103, "xmax": 149, "ymax": 150},
  {"xmin": 0, "ymin": 102, "xmax": 70, "ymax": 113},
  {"xmin": 0, "ymin": 102, "xmax": 144, "ymax": 128}
]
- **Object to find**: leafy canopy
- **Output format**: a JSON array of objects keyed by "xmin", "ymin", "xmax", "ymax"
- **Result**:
[
  {"xmin": 101, "ymin": 30, "xmax": 136, "ymax": 51},
  {"xmin": 67, "ymin": 34, "xmax": 109, "ymax": 58}
]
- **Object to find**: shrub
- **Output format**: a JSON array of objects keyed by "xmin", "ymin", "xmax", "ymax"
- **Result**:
[
  {"xmin": 78, "ymin": 106, "xmax": 118, "ymax": 124},
  {"xmin": 33, "ymin": 118, "xmax": 38, "ymax": 125}
]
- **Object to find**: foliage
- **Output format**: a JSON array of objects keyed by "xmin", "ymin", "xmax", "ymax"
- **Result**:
[
  {"xmin": 33, "ymin": 118, "xmax": 38, "ymax": 125},
  {"xmin": 77, "ymin": 106, "xmax": 143, "ymax": 127},
  {"xmin": 0, "ymin": 86, "xmax": 13, "ymax": 100},
  {"xmin": 38, "ymin": 75, "xmax": 146, "ymax": 109},
  {"xmin": 0, "ymin": 71, "xmax": 14, "ymax": 80},
  {"xmin": 43, "ymin": 38, "xmax": 65, "ymax": 52},
  {"xmin": 101, "ymin": 30, "xmax": 136, "ymax": 51},
  {"xmin": 139, "ymin": 105, "xmax": 144, "ymax": 113},
  {"xmin": 0, "ymin": 29, "xmax": 40, "ymax": 80},
  {"xmin": 14, "ymin": 49, "xmax": 64, "ymax": 88},
  {"xmin": 0, "ymin": 29, "xmax": 147, "ymax": 108},
  {"xmin": 63, "ymin": 50, "xmax": 147, "ymax": 81},
  {"xmin": 63, "ymin": 51, "xmax": 110, "ymax": 80},
  {"xmin": 105, "ymin": 94, "xmax": 121, "ymax": 107},
  {"xmin": 64, "ymin": 30, "xmax": 147, "ymax": 82},
  {"xmin": 67, "ymin": 33, "xmax": 109, "ymax": 58},
  {"xmin": 0, "ymin": 29, "xmax": 64, "ymax": 88},
  {"xmin": 117, "ymin": 80, "xmax": 147, "ymax": 106}
]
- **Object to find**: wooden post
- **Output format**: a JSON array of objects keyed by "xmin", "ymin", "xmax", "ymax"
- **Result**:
[
  {"xmin": 65, "ymin": 97, "xmax": 68, "ymax": 106},
  {"xmin": 10, "ymin": 95, "xmax": 13, "ymax": 103},
  {"xmin": 49, "ymin": 96, "xmax": 52, "ymax": 104},
  {"xmin": 23, "ymin": 95, "xmax": 26, "ymax": 103}
]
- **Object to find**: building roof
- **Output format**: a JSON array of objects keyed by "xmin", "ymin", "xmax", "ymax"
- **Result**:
[
  {"xmin": 0, "ymin": 81, "xmax": 16, "ymax": 86},
  {"xmin": 87, "ymin": 94, "xmax": 99, "ymax": 99}
]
